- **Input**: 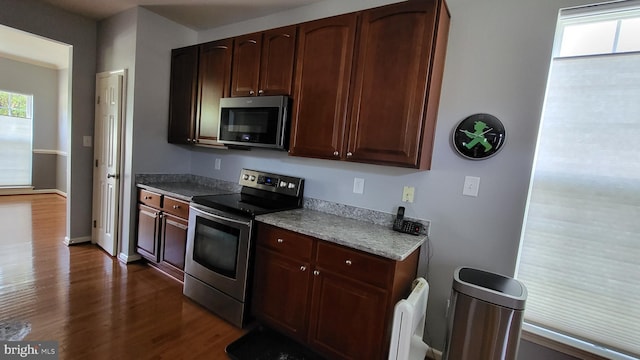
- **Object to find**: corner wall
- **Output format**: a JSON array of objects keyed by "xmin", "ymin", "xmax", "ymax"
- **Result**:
[
  {"xmin": 0, "ymin": 56, "xmax": 62, "ymax": 191},
  {"xmin": 0, "ymin": 0, "xmax": 96, "ymax": 242}
]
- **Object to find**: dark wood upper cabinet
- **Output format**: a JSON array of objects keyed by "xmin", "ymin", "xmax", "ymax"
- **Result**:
[
  {"xmin": 196, "ymin": 39, "xmax": 233, "ymax": 146},
  {"xmin": 231, "ymin": 26, "xmax": 296, "ymax": 97},
  {"xmin": 167, "ymin": 46, "xmax": 199, "ymax": 144},
  {"xmin": 168, "ymin": 41, "xmax": 231, "ymax": 147},
  {"xmin": 347, "ymin": 0, "xmax": 450, "ymax": 169},
  {"xmin": 231, "ymin": 33, "xmax": 261, "ymax": 97},
  {"xmin": 289, "ymin": 0, "xmax": 450, "ymax": 169},
  {"xmin": 259, "ymin": 26, "xmax": 297, "ymax": 95},
  {"xmin": 289, "ymin": 14, "xmax": 358, "ymax": 160}
]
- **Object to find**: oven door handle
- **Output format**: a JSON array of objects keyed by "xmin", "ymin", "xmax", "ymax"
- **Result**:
[{"xmin": 189, "ymin": 204, "xmax": 253, "ymax": 227}]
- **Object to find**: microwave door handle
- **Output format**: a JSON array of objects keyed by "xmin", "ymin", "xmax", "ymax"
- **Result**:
[{"xmin": 280, "ymin": 105, "xmax": 288, "ymax": 148}]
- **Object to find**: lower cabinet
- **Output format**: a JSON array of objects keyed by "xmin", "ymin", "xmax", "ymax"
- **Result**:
[
  {"xmin": 136, "ymin": 188, "xmax": 189, "ymax": 281},
  {"xmin": 252, "ymin": 223, "xmax": 419, "ymax": 360}
]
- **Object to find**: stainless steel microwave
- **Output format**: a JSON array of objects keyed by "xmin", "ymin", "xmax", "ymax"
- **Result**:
[{"xmin": 217, "ymin": 95, "xmax": 290, "ymax": 150}]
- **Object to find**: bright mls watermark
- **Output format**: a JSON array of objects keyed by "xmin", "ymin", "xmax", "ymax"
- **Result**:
[{"xmin": 1, "ymin": 342, "xmax": 58, "ymax": 359}]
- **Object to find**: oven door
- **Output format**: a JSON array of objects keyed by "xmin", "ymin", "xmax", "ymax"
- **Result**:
[{"xmin": 185, "ymin": 204, "xmax": 253, "ymax": 302}]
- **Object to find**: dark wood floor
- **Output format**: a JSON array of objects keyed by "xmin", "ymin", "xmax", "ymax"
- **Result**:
[{"xmin": 0, "ymin": 194, "xmax": 246, "ymax": 359}]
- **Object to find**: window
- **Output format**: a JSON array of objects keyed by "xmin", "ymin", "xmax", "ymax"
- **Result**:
[
  {"xmin": 516, "ymin": 2, "xmax": 640, "ymax": 360},
  {"xmin": 0, "ymin": 90, "xmax": 33, "ymax": 187}
]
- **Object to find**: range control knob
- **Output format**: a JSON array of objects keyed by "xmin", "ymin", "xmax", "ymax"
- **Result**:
[
  {"xmin": 243, "ymin": 174, "xmax": 250, "ymax": 181},
  {"xmin": 249, "ymin": 175, "xmax": 256, "ymax": 181},
  {"xmin": 280, "ymin": 181, "xmax": 288, "ymax": 187},
  {"xmin": 288, "ymin": 183, "xmax": 296, "ymax": 189}
]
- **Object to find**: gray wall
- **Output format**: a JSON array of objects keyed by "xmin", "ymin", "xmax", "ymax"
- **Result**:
[
  {"xmin": 189, "ymin": 0, "xmax": 599, "ymax": 356},
  {"xmin": 0, "ymin": 0, "xmax": 605, "ymax": 358},
  {"xmin": 0, "ymin": 56, "xmax": 64, "ymax": 191},
  {"xmin": 96, "ymin": 7, "xmax": 196, "ymax": 260},
  {"xmin": 0, "ymin": 0, "xmax": 96, "ymax": 242}
]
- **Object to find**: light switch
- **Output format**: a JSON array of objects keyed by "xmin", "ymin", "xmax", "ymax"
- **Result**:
[
  {"xmin": 463, "ymin": 176, "xmax": 480, "ymax": 197},
  {"xmin": 83, "ymin": 136, "xmax": 92, "ymax": 147},
  {"xmin": 402, "ymin": 186, "xmax": 415, "ymax": 203},
  {"xmin": 214, "ymin": 158, "xmax": 221, "ymax": 170},
  {"xmin": 353, "ymin": 178, "xmax": 365, "ymax": 194}
]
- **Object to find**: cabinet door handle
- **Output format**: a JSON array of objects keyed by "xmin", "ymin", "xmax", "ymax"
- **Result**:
[
  {"xmin": 107, "ymin": 173, "xmax": 118, "ymax": 179},
  {"xmin": 300, "ymin": 266, "xmax": 307, "ymax": 272},
  {"xmin": 313, "ymin": 270, "xmax": 320, "ymax": 276},
  {"xmin": 258, "ymin": 89, "xmax": 264, "ymax": 95},
  {"xmin": 346, "ymin": 152, "xmax": 353, "ymax": 157},
  {"xmin": 333, "ymin": 151, "xmax": 339, "ymax": 156},
  {"xmin": 345, "ymin": 259, "xmax": 352, "ymax": 266},
  {"xmin": 172, "ymin": 205, "xmax": 180, "ymax": 209},
  {"xmin": 277, "ymin": 238, "xmax": 284, "ymax": 243},
  {"xmin": 249, "ymin": 90, "xmax": 255, "ymax": 95}
]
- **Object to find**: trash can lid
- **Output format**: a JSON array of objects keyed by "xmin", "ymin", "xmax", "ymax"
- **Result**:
[{"xmin": 453, "ymin": 267, "xmax": 527, "ymax": 310}]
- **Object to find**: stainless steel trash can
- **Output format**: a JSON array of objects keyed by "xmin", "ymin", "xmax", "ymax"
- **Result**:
[{"xmin": 442, "ymin": 267, "xmax": 527, "ymax": 360}]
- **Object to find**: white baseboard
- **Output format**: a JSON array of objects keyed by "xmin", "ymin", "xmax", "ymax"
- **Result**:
[
  {"xmin": 118, "ymin": 252, "xmax": 141, "ymax": 264},
  {"xmin": 0, "ymin": 188, "xmax": 67, "ymax": 197},
  {"xmin": 64, "ymin": 235, "xmax": 92, "ymax": 245}
]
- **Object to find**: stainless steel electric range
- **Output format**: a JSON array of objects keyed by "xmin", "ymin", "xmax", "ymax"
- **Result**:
[{"xmin": 183, "ymin": 169, "xmax": 304, "ymax": 327}]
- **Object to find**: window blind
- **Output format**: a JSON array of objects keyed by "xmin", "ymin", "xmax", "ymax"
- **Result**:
[
  {"xmin": 516, "ymin": 51, "xmax": 640, "ymax": 358},
  {"xmin": 0, "ymin": 91, "xmax": 32, "ymax": 187}
]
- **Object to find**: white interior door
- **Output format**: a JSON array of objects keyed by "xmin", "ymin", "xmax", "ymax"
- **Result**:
[{"xmin": 92, "ymin": 71, "xmax": 124, "ymax": 256}]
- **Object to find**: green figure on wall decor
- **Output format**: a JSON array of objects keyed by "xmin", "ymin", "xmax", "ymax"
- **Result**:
[
  {"xmin": 460, "ymin": 120, "xmax": 493, "ymax": 152},
  {"xmin": 452, "ymin": 113, "xmax": 506, "ymax": 160}
]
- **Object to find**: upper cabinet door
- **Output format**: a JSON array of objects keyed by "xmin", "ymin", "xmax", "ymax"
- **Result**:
[
  {"xmin": 289, "ymin": 14, "xmax": 358, "ymax": 160},
  {"xmin": 196, "ymin": 39, "xmax": 233, "ymax": 146},
  {"xmin": 168, "ymin": 46, "xmax": 199, "ymax": 144},
  {"xmin": 231, "ymin": 33, "xmax": 261, "ymax": 96},
  {"xmin": 259, "ymin": 26, "xmax": 297, "ymax": 96},
  {"xmin": 347, "ymin": 0, "xmax": 448, "ymax": 168}
]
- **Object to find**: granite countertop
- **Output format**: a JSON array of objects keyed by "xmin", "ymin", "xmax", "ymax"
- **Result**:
[
  {"xmin": 136, "ymin": 174, "xmax": 241, "ymax": 202},
  {"xmin": 136, "ymin": 174, "xmax": 428, "ymax": 261},
  {"xmin": 137, "ymin": 182, "xmax": 235, "ymax": 202},
  {"xmin": 256, "ymin": 208, "xmax": 427, "ymax": 261}
]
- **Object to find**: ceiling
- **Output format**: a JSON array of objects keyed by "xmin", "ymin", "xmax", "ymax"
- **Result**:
[
  {"xmin": 38, "ymin": 0, "xmax": 323, "ymax": 30},
  {"xmin": 0, "ymin": 0, "xmax": 323, "ymax": 70}
]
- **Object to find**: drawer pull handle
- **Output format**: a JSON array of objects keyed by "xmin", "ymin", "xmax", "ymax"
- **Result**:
[
  {"xmin": 277, "ymin": 238, "xmax": 284, "ymax": 243},
  {"xmin": 144, "ymin": 196, "xmax": 151, "ymax": 200},
  {"xmin": 313, "ymin": 270, "xmax": 320, "ymax": 276},
  {"xmin": 173, "ymin": 205, "xmax": 180, "ymax": 209},
  {"xmin": 345, "ymin": 260, "xmax": 352, "ymax": 266},
  {"xmin": 300, "ymin": 266, "xmax": 307, "ymax": 272}
]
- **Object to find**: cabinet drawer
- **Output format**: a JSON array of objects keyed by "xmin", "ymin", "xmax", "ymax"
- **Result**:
[
  {"xmin": 316, "ymin": 242, "xmax": 392, "ymax": 288},
  {"xmin": 139, "ymin": 189, "xmax": 162, "ymax": 208},
  {"xmin": 257, "ymin": 224, "xmax": 314, "ymax": 261},
  {"xmin": 162, "ymin": 196, "xmax": 189, "ymax": 219}
]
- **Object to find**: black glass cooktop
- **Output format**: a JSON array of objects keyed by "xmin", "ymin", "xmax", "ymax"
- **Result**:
[{"xmin": 192, "ymin": 192, "xmax": 300, "ymax": 217}]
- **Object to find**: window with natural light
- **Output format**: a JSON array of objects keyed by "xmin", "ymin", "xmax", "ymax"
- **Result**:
[
  {"xmin": 516, "ymin": 2, "xmax": 640, "ymax": 360},
  {"xmin": 0, "ymin": 90, "xmax": 33, "ymax": 187}
]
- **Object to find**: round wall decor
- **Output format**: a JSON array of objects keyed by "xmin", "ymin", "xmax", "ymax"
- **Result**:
[{"xmin": 452, "ymin": 113, "xmax": 506, "ymax": 160}]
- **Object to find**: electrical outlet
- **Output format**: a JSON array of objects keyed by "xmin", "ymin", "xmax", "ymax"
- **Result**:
[
  {"xmin": 214, "ymin": 158, "xmax": 221, "ymax": 170},
  {"xmin": 463, "ymin": 176, "xmax": 480, "ymax": 197},
  {"xmin": 353, "ymin": 177, "xmax": 365, "ymax": 194},
  {"xmin": 402, "ymin": 186, "xmax": 415, "ymax": 203}
]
